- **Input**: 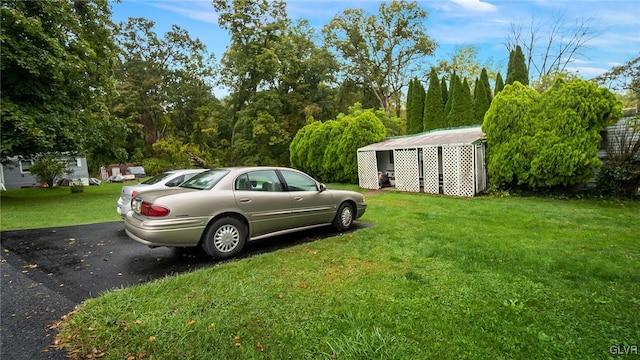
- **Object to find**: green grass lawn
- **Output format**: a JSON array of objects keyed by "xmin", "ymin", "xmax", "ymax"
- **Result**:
[
  {"xmin": 2, "ymin": 185, "xmax": 639, "ymax": 359},
  {"xmin": 1, "ymin": 182, "xmax": 123, "ymax": 230}
]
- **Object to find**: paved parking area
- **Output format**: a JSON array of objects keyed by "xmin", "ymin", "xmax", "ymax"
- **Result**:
[{"xmin": 1, "ymin": 221, "xmax": 366, "ymax": 360}]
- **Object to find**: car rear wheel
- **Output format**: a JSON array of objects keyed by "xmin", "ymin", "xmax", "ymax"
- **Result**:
[
  {"xmin": 202, "ymin": 217, "xmax": 246, "ymax": 259},
  {"xmin": 333, "ymin": 202, "xmax": 354, "ymax": 231}
]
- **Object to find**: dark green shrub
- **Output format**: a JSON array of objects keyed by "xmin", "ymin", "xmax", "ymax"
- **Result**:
[
  {"xmin": 483, "ymin": 79, "xmax": 622, "ymax": 190},
  {"xmin": 70, "ymin": 180, "xmax": 84, "ymax": 193},
  {"xmin": 290, "ymin": 104, "xmax": 388, "ymax": 183}
]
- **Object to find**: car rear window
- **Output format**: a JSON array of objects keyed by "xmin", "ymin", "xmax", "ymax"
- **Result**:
[
  {"xmin": 141, "ymin": 172, "xmax": 172, "ymax": 185},
  {"xmin": 180, "ymin": 169, "xmax": 229, "ymax": 190}
]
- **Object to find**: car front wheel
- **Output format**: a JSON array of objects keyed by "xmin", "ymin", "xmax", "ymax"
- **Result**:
[
  {"xmin": 333, "ymin": 202, "xmax": 354, "ymax": 231},
  {"xmin": 202, "ymin": 217, "xmax": 246, "ymax": 259}
]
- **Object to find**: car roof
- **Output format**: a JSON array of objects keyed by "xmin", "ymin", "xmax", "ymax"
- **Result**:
[
  {"xmin": 212, "ymin": 167, "xmax": 308, "ymax": 176},
  {"xmin": 220, "ymin": 166, "xmax": 301, "ymax": 172},
  {"xmin": 165, "ymin": 168, "xmax": 208, "ymax": 175}
]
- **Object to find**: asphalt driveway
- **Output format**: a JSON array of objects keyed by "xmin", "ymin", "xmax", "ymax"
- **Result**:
[{"xmin": 1, "ymin": 221, "xmax": 367, "ymax": 360}]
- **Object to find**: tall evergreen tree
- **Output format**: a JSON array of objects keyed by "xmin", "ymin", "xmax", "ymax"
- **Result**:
[
  {"xmin": 473, "ymin": 76, "xmax": 490, "ymax": 124},
  {"xmin": 444, "ymin": 72, "xmax": 457, "ymax": 126},
  {"xmin": 506, "ymin": 45, "xmax": 529, "ymax": 86},
  {"xmin": 423, "ymin": 68, "xmax": 444, "ymax": 131},
  {"xmin": 473, "ymin": 77, "xmax": 479, "ymax": 104},
  {"xmin": 440, "ymin": 76, "xmax": 449, "ymax": 108},
  {"xmin": 495, "ymin": 72, "xmax": 505, "ymax": 94},
  {"xmin": 406, "ymin": 77, "xmax": 425, "ymax": 134},
  {"xmin": 459, "ymin": 78, "xmax": 475, "ymax": 125},
  {"xmin": 480, "ymin": 68, "xmax": 492, "ymax": 103},
  {"xmin": 406, "ymin": 78, "xmax": 415, "ymax": 132}
]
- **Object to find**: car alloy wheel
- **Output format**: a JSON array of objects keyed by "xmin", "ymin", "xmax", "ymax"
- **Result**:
[
  {"xmin": 333, "ymin": 203, "xmax": 354, "ymax": 231},
  {"xmin": 214, "ymin": 224, "xmax": 240, "ymax": 253},
  {"xmin": 202, "ymin": 217, "xmax": 247, "ymax": 259}
]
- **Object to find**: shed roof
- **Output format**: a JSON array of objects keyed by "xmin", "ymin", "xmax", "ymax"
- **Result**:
[{"xmin": 358, "ymin": 126, "xmax": 485, "ymax": 151}]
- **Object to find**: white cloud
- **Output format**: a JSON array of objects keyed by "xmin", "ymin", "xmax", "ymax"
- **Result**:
[
  {"xmin": 566, "ymin": 65, "xmax": 609, "ymax": 79},
  {"xmin": 449, "ymin": 0, "xmax": 497, "ymax": 12},
  {"xmin": 154, "ymin": 1, "xmax": 218, "ymax": 24}
]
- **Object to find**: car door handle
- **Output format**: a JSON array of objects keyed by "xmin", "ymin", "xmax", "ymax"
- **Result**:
[
  {"xmin": 293, "ymin": 197, "xmax": 303, "ymax": 201},
  {"xmin": 239, "ymin": 198, "xmax": 252, "ymax": 203}
]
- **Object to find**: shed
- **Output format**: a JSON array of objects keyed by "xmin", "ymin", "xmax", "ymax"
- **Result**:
[{"xmin": 357, "ymin": 126, "xmax": 487, "ymax": 197}]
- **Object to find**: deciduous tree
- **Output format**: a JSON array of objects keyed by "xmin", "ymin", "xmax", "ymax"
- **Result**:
[
  {"xmin": 214, "ymin": 0, "xmax": 339, "ymax": 166},
  {"xmin": 114, "ymin": 18, "xmax": 216, "ymax": 159},
  {"xmin": 506, "ymin": 13, "xmax": 598, "ymax": 83},
  {"xmin": 323, "ymin": 0, "xmax": 437, "ymax": 114},
  {"xmin": 594, "ymin": 55, "xmax": 640, "ymax": 98},
  {"xmin": 213, "ymin": 0, "xmax": 289, "ymax": 164},
  {"xmin": 1, "ymin": 0, "xmax": 119, "ymax": 163},
  {"xmin": 434, "ymin": 45, "xmax": 496, "ymax": 85}
]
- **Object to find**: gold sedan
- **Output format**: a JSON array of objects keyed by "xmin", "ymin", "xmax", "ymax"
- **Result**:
[{"xmin": 125, "ymin": 167, "xmax": 367, "ymax": 259}]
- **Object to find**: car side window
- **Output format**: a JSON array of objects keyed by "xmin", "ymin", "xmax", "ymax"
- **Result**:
[
  {"xmin": 281, "ymin": 170, "xmax": 318, "ymax": 192},
  {"xmin": 165, "ymin": 175, "xmax": 185, "ymax": 187},
  {"xmin": 236, "ymin": 171, "xmax": 283, "ymax": 192},
  {"xmin": 235, "ymin": 174, "xmax": 251, "ymax": 191}
]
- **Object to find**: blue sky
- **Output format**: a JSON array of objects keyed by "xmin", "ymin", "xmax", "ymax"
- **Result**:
[{"xmin": 111, "ymin": 0, "xmax": 639, "ymax": 91}]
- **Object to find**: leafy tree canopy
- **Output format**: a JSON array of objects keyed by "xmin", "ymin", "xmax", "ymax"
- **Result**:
[
  {"xmin": 594, "ymin": 55, "xmax": 640, "ymax": 101},
  {"xmin": 434, "ymin": 45, "xmax": 498, "ymax": 83},
  {"xmin": 114, "ymin": 17, "xmax": 216, "ymax": 156},
  {"xmin": 323, "ymin": 0, "xmax": 436, "ymax": 114},
  {"xmin": 1, "ymin": 0, "xmax": 119, "ymax": 164}
]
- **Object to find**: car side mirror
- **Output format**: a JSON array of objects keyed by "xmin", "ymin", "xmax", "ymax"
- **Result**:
[{"xmin": 318, "ymin": 183, "xmax": 327, "ymax": 192}]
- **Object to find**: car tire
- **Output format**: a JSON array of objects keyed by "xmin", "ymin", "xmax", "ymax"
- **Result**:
[
  {"xmin": 333, "ymin": 202, "xmax": 354, "ymax": 231},
  {"xmin": 202, "ymin": 217, "xmax": 247, "ymax": 259}
]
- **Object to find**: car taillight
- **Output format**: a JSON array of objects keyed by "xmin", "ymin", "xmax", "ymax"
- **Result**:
[
  {"xmin": 131, "ymin": 190, "xmax": 139, "ymax": 198},
  {"xmin": 140, "ymin": 202, "xmax": 170, "ymax": 217}
]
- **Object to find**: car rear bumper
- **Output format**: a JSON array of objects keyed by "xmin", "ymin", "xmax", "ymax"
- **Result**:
[
  {"xmin": 116, "ymin": 198, "xmax": 128, "ymax": 219},
  {"xmin": 124, "ymin": 213, "xmax": 207, "ymax": 247}
]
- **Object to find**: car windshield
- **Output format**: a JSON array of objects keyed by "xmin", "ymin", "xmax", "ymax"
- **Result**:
[
  {"xmin": 180, "ymin": 169, "xmax": 229, "ymax": 190},
  {"xmin": 141, "ymin": 172, "xmax": 172, "ymax": 185}
]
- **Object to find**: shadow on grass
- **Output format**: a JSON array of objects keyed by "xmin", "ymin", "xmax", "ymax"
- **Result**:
[{"xmin": 165, "ymin": 222, "xmax": 372, "ymax": 266}]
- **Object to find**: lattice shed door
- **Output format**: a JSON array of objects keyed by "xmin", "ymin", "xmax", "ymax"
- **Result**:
[
  {"xmin": 357, "ymin": 150, "xmax": 379, "ymax": 189},
  {"xmin": 393, "ymin": 149, "xmax": 420, "ymax": 192},
  {"xmin": 442, "ymin": 145, "xmax": 475, "ymax": 197},
  {"xmin": 422, "ymin": 146, "xmax": 439, "ymax": 194}
]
